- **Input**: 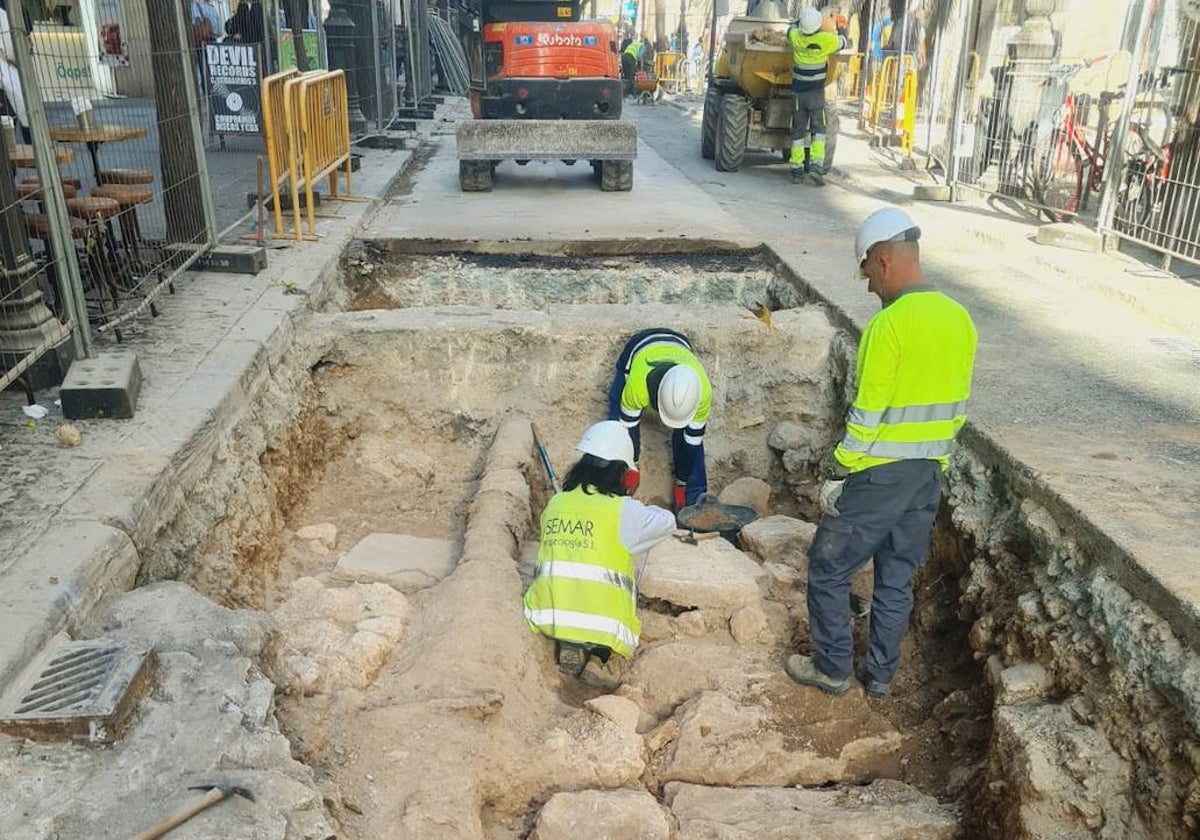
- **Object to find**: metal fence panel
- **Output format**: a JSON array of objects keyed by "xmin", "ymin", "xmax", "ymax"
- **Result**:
[
  {"xmin": 1104, "ymin": 0, "xmax": 1200, "ymax": 268},
  {"xmin": 15, "ymin": 0, "xmax": 214, "ymax": 341}
]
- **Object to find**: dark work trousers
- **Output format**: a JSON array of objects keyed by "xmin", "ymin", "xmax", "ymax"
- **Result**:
[
  {"xmin": 790, "ymin": 87, "xmax": 828, "ymax": 166},
  {"xmin": 806, "ymin": 459, "xmax": 941, "ymax": 683},
  {"xmin": 607, "ymin": 328, "xmax": 708, "ymax": 503}
]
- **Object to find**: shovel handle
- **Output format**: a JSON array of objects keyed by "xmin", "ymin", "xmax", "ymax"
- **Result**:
[{"xmin": 131, "ymin": 787, "xmax": 225, "ymax": 840}]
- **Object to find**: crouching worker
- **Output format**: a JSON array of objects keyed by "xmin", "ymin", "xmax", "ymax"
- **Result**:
[{"xmin": 523, "ymin": 421, "xmax": 676, "ymax": 676}]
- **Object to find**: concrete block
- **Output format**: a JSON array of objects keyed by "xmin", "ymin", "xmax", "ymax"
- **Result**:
[
  {"xmin": 914, "ymin": 184, "xmax": 952, "ymax": 201},
  {"xmin": 60, "ymin": 353, "xmax": 141, "ymax": 420},
  {"xmin": 1035, "ymin": 222, "xmax": 1102, "ymax": 253},
  {"xmin": 456, "ymin": 119, "xmax": 638, "ymax": 161},
  {"xmin": 187, "ymin": 245, "xmax": 268, "ymax": 275},
  {"xmin": 333, "ymin": 533, "xmax": 457, "ymax": 594}
]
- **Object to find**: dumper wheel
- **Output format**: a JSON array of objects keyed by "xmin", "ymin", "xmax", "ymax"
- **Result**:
[
  {"xmin": 460, "ymin": 160, "xmax": 493, "ymax": 192},
  {"xmin": 600, "ymin": 160, "xmax": 633, "ymax": 191},
  {"xmin": 701, "ymin": 87, "xmax": 720, "ymax": 160},
  {"xmin": 715, "ymin": 94, "xmax": 749, "ymax": 172}
]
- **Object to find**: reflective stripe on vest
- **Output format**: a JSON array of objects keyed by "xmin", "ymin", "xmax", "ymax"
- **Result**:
[
  {"xmin": 534, "ymin": 560, "xmax": 635, "ymax": 597},
  {"xmin": 834, "ymin": 290, "xmax": 977, "ymax": 474},
  {"xmin": 522, "ymin": 608, "xmax": 639, "ymax": 652}
]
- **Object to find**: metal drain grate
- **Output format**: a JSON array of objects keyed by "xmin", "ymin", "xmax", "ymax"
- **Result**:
[{"xmin": 0, "ymin": 639, "xmax": 155, "ymax": 743}]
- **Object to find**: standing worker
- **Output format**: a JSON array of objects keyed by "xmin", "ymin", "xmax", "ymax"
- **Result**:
[
  {"xmin": 786, "ymin": 207, "xmax": 977, "ymax": 697},
  {"xmin": 621, "ymin": 34, "xmax": 644, "ymax": 96},
  {"xmin": 523, "ymin": 421, "xmax": 676, "ymax": 676},
  {"xmin": 609, "ymin": 328, "xmax": 711, "ymax": 511},
  {"xmin": 787, "ymin": 7, "xmax": 849, "ymax": 185}
]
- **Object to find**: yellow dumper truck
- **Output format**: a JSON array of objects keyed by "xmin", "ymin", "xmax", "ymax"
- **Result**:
[{"xmin": 701, "ymin": 0, "xmax": 844, "ymax": 173}]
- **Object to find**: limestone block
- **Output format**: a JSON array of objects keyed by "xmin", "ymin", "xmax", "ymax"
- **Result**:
[
  {"xmin": 763, "ymin": 562, "xmax": 803, "ymax": 598},
  {"xmin": 996, "ymin": 663, "xmax": 1054, "ymax": 706},
  {"xmin": 666, "ymin": 779, "xmax": 958, "ymax": 839},
  {"xmin": 272, "ymin": 577, "xmax": 409, "ymax": 695},
  {"xmin": 619, "ymin": 645, "xmax": 719, "ymax": 719},
  {"xmin": 641, "ymin": 537, "xmax": 765, "ymax": 612},
  {"xmin": 718, "ymin": 477, "xmax": 771, "ymax": 518},
  {"xmin": 768, "ymin": 421, "xmax": 823, "ymax": 454},
  {"xmin": 586, "ymin": 695, "xmax": 642, "ymax": 734},
  {"xmin": 81, "ymin": 581, "xmax": 270, "ymax": 659},
  {"xmin": 729, "ymin": 604, "xmax": 767, "ymax": 645},
  {"xmin": 675, "ymin": 610, "xmax": 708, "ymax": 637},
  {"xmin": 296, "ymin": 522, "xmax": 338, "ymax": 550},
  {"xmin": 333, "ymin": 532, "xmax": 457, "ymax": 594},
  {"xmin": 663, "ymin": 691, "xmax": 901, "ymax": 787},
  {"xmin": 739, "ymin": 515, "xmax": 817, "ymax": 568},
  {"xmin": 532, "ymin": 790, "xmax": 672, "ymax": 840},
  {"xmin": 989, "ymin": 703, "xmax": 1148, "ymax": 840}
]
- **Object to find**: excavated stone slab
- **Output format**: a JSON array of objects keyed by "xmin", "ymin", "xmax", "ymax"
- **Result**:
[
  {"xmin": 531, "ymin": 790, "xmax": 672, "ymax": 840},
  {"xmin": 995, "ymin": 663, "xmax": 1054, "ymax": 706},
  {"xmin": 641, "ymin": 537, "xmax": 765, "ymax": 612},
  {"xmin": 739, "ymin": 515, "xmax": 817, "ymax": 568},
  {"xmin": 661, "ymin": 690, "xmax": 901, "ymax": 787},
  {"xmin": 717, "ymin": 477, "xmax": 771, "ymax": 518},
  {"xmin": 333, "ymin": 533, "xmax": 457, "ymax": 594},
  {"xmin": 457, "ymin": 120, "xmax": 638, "ymax": 161},
  {"xmin": 665, "ymin": 779, "xmax": 958, "ymax": 839}
]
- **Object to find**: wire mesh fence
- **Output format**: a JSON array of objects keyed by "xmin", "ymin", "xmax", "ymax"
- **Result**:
[{"xmin": 10, "ymin": 0, "xmax": 215, "ymax": 343}]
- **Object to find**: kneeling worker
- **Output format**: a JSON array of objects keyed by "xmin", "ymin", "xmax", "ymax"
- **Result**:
[
  {"xmin": 523, "ymin": 421, "xmax": 676, "ymax": 676},
  {"xmin": 608, "ymin": 328, "xmax": 711, "ymax": 511}
]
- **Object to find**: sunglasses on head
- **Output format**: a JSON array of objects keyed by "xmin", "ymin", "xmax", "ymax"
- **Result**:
[{"xmin": 860, "ymin": 226, "xmax": 921, "ymax": 270}]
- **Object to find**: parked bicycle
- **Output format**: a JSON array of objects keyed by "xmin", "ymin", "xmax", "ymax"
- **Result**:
[{"xmin": 1028, "ymin": 61, "xmax": 1183, "ymax": 225}]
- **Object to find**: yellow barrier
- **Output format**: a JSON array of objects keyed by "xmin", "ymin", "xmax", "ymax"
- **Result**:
[
  {"xmin": 262, "ymin": 67, "xmax": 301, "ymax": 237},
  {"xmin": 844, "ymin": 53, "xmax": 863, "ymax": 100},
  {"xmin": 655, "ymin": 51, "xmax": 685, "ymax": 92},
  {"xmin": 866, "ymin": 54, "xmax": 916, "ymax": 130},
  {"xmin": 283, "ymin": 69, "xmax": 357, "ymax": 241},
  {"xmin": 899, "ymin": 68, "xmax": 918, "ymax": 156}
]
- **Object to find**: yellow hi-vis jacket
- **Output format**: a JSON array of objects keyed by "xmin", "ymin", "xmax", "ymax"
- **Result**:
[
  {"xmin": 787, "ymin": 27, "xmax": 848, "ymax": 92},
  {"xmin": 621, "ymin": 343, "xmax": 711, "ymax": 428},
  {"xmin": 834, "ymin": 288, "xmax": 977, "ymax": 473},
  {"xmin": 523, "ymin": 487, "xmax": 639, "ymax": 658}
]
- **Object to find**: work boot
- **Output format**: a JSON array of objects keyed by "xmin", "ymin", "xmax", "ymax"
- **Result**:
[
  {"xmin": 808, "ymin": 169, "xmax": 826, "ymax": 187},
  {"xmin": 785, "ymin": 654, "xmax": 851, "ymax": 695},
  {"xmin": 556, "ymin": 641, "xmax": 588, "ymax": 677},
  {"xmin": 855, "ymin": 664, "xmax": 891, "ymax": 698},
  {"xmin": 790, "ymin": 167, "xmax": 804, "ymax": 184}
]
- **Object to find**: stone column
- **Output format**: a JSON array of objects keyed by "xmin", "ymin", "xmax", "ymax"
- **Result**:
[
  {"xmin": 1000, "ymin": 0, "xmax": 1058, "ymax": 190},
  {"xmin": 0, "ymin": 127, "xmax": 73, "ymax": 389}
]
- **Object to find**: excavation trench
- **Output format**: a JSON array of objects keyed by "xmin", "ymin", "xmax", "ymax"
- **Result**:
[
  {"xmin": 169, "ymin": 243, "xmax": 993, "ymax": 840},
  {"xmin": 73, "ymin": 242, "xmax": 1194, "ymax": 840}
]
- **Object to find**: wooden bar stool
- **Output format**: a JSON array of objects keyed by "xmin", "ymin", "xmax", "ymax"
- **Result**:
[
  {"xmin": 25, "ymin": 209, "xmax": 125, "ymax": 337},
  {"xmin": 90, "ymin": 184, "xmax": 153, "ymax": 269},
  {"xmin": 98, "ymin": 168, "xmax": 153, "ymax": 186},
  {"xmin": 16, "ymin": 181, "xmax": 79, "ymax": 201}
]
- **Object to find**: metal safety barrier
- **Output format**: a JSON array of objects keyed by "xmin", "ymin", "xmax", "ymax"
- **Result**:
[
  {"xmin": 843, "ymin": 53, "xmax": 864, "ymax": 101},
  {"xmin": 262, "ymin": 68, "xmax": 302, "ymax": 238},
  {"xmin": 865, "ymin": 54, "xmax": 915, "ymax": 130},
  {"xmin": 283, "ymin": 70, "xmax": 359, "ymax": 241},
  {"xmin": 899, "ymin": 69, "xmax": 919, "ymax": 157}
]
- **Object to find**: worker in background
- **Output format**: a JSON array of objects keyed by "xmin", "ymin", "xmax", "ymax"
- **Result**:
[
  {"xmin": 621, "ymin": 34, "xmax": 644, "ymax": 96},
  {"xmin": 787, "ymin": 7, "xmax": 849, "ymax": 186},
  {"xmin": 786, "ymin": 207, "xmax": 977, "ymax": 698},
  {"xmin": 608, "ymin": 328, "xmax": 710, "ymax": 511},
  {"xmin": 523, "ymin": 421, "xmax": 676, "ymax": 677}
]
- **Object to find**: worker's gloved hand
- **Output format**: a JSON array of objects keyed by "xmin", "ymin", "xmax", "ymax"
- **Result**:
[
  {"xmin": 672, "ymin": 482, "xmax": 687, "ymax": 512},
  {"xmin": 622, "ymin": 467, "xmax": 641, "ymax": 496},
  {"xmin": 818, "ymin": 478, "xmax": 845, "ymax": 517}
]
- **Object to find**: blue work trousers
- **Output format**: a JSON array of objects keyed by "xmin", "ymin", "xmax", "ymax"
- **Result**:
[
  {"xmin": 607, "ymin": 329, "xmax": 708, "ymax": 503},
  {"xmin": 806, "ymin": 459, "xmax": 941, "ymax": 683}
]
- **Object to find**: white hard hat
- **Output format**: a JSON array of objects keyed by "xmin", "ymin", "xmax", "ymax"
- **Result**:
[
  {"xmin": 799, "ymin": 7, "xmax": 823, "ymax": 34},
  {"xmin": 657, "ymin": 365, "xmax": 701, "ymax": 429},
  {"xmin": 576, "ymin": 420, "xmax": 635, "ymax": 466},
  {"xmin": 855, "ymin": 206, "xmax": 921, "ymax": 265}
]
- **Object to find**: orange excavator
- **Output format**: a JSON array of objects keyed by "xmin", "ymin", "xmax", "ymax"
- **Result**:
[{"xmin": 457, "ymin": 0, "xmax": 637, "ymax": 191}]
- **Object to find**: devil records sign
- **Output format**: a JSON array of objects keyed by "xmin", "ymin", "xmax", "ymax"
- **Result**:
[{"xmin": 205, "ymin": 43, "xmax": 262, "ymax": 135}]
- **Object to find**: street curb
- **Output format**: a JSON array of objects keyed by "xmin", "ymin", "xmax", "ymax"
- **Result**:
[{"xmin": 0, "ymin": 148, "xmax": 418, "ymax": 695}]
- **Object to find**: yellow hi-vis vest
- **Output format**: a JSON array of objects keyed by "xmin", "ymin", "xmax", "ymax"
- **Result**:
[
  {"xmin": 621, "ymin": 343, "xmax": 712, "ymax": 426},
  {"xmin": 834, "ymin": 289, "xmax": 977, "ymax": 474},
  {"xmin": 523, "ymin": 487, "xmax": 639, "ymax": 658}
]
